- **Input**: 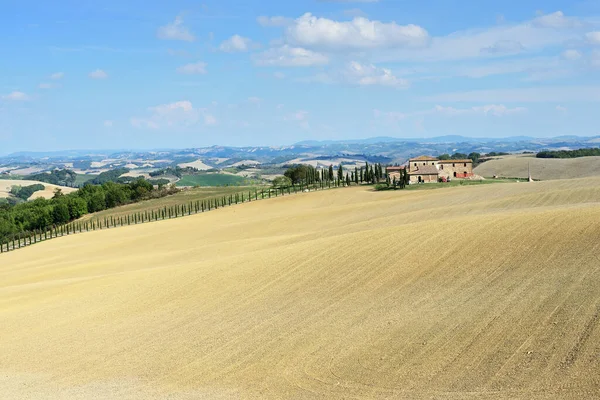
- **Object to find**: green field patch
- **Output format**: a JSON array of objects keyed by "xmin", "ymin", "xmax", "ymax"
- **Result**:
[{"xmin": 176, "ymin": 174, "xmax": 247, "ymax": 187}]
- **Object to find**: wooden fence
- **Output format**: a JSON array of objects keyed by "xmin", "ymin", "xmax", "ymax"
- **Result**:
[{"xmin": 0, "ymin": 180, "xmax": 348, "ymax": 254}]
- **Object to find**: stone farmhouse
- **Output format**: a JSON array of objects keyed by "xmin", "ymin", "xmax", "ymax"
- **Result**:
[{"xmin": 386, "ymin": 155, "xmax": 474, "ymax": 184}]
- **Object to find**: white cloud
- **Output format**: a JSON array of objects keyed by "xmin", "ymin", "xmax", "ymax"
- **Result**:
[
  {"xmin": 561, "ymin": 49, "xmax": 582, "ymax": 60},
  {"xmin": 176, "ymin": 61, "xmax": 207, "ymax": 74},
  {"xmin": 274, "ymin": 71, "xmax": 286, "ymax": 79},
  {"xmin": 373, "ymin": 109, "xmax": 406, "ymax": 122},
  {"xmin": 586, "ymin": 31, "xmax": 600, "ymax": 45},
  {"xmin": 220, "ymin": 35, "xmax": 252, "ymax": 52},
  {"xmin": 89, "ymin": 69, "xmax": 108, "ymax": 79},
  {"xmin": 104, "ymin": 120, "xmax": 114, "ymax": 127},
  {"xmin": 532, "ymin": 11, "xmax": 582, "ymax": 29},
  {"xmin": 344, "ymin": 61, "xmax": 409, "ymax": 88},
  {"xmin": 254, "ymin": 45, "xmax": 329, "ymax": 67},
  {"xmin": 131, "ymin": 100, "xmax": 214, "ymax": 129},
  {"xmin": 285, "ymin": 13, "xmax": 429, "ymax": 50},
  {"xmin": 257, "ymin": 16, "xmax": 293, "ymax": 27},
  {"xmin": 376, "ymin": 11, "xmax": 586, "ymax": 62},
  {"xmin": 556, "ymin": 105, "xmax": 568, "ymax": 113},
  {"xmin": 204, "ymin": 114, "xmax": 217, "ymax": 125},
  {"xmin": 247, "ymin": 96, "xmax": 261, "ymax": 104},
  {"xmin": 2, "ymin": 91, "xmax": 30, "ymax": 101},
  {"xmin": 480, "ymin": 40, "xmax": 524, "ymax": 54},
  {"xmin": 284, "ymin": 110, "xmax": 310, "ymax": 129},
  {"xmin": 50, "ymin": 72, "xmax": 64, "ymax": 80},
  {"xmin": 157, "ymin": 16, "xmax": 195, "ymax": 42},
  {"xmin": 435, "ymin": 104, "xmax": 527, "ymax": 116},
  {"xmin": 374, "ymin": 105, "xmax": 526, "ymax": 122},
  {"xmin": 424, "ymin": 85, "xmax": 600, "ymax": 103},
  {"xmin": 38, "ymin": 83, "xmax": 57, "ymax": 89}
]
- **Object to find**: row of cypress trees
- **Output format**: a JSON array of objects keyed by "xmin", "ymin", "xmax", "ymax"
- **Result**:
[{"xmin": 0, "ymin": 178, "xmax": 356, "ymax": 254}]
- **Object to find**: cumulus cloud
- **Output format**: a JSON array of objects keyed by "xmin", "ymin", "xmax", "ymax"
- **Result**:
[
  {"xmin": 39, "ymin": 83, "xmax": 57, "ymax": 89},
  {"xmin": 219, "ymin": 35, "xmax": 253, "ymax": 52},
  {"xmin": 284, "ymin": 13, "xmax": 429, "ymax": 50},
  {"xmin": 89, "ymin": 69, "xmax": 108, "ymax": 79},
  {"xmin": 254, "ymin": 45, "xmax": 329, "ymax": 67},
  {"xmin": 176, "ymin": 61, "xmax": 207, "ymax": 74},
  {"xmin": 2, "ymin": 91, "xmax": 30, "ymax": 101},
  {"xmin": 157, "ymin": 16, "xmax": 195, "ymax": 42},
  {"xmin": 561, "ymin": 49, "xmax": 582, "ymax": 60},
  {"xmin": 247, "ymin": 97, "xmax": 261, "ymax": 104},
  {"xmin": 586, "ymin": 31, "xmax": 600, "ymax": 45},
  {"xmin": 257, "ymin": 16, "xmax": 293, "ymax": 27},
  {"xmin": 375, "ymin": 11, "xmax": 585, "ymax": 63},
  {"xmin": 532, "ymin": 11, "xmax": 582, "ymax": 29},
  {"xmin": 344, "ymin": 61, "xmax": 409, "ymax": 88},
  {"xmin": 556, "ymin": 105, "xmax": 568, "ymax": 113},
  {"xmin": 131, "ymin": 101, "xmax": 215, "ymax": 129},
  {"xmin": 50, "ymin": 72, "xmax": 64, "ymax": 80},
  {"xmin": 104, "ymin": 120, "xmax": 114, "ymax": 127}
]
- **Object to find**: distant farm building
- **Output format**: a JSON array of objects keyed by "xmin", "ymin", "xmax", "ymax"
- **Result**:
[
  {"xmin": 387, "ymin": 156, "xmax": 474, "ymax": 184},
  {"xmin": 386, "ymin": 166, "xmax": 405, "ymax": 182}
]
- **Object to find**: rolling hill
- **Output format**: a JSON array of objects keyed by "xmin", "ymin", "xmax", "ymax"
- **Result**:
[
  {"xmin": 0, "ymin": 179, "xmax": 77, "ymax": 200},
  {"xmin": 474, "ymin": 154, "xmax": 600, "ymax": 180},
  {"xmin": 2, "ymin": 178, "xmax": 600, "ymax": 398}
]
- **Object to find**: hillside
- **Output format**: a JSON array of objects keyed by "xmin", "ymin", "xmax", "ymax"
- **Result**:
[
  {"xmin": 2, "ymin": 179, "xmax": 600, "ymax": 398},
  {"xmin": 0, "ymin": 179, "xmax": 77, "ymax": 200},
  {"xmin": 475, "ymin": 154, "xmax": 600, "ymax": 180}
]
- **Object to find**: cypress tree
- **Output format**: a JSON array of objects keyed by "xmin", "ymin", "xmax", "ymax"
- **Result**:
[
  {"xmin": 346, "ymin": 173, "xmax": 351, "ymax": 186},
  {"xmin": 328, "ymin": 165, "xmax": 334, "ymax": 181},
  {"xmin": 337, "ymin": 164, "xmax": 344, "ymax": 182}
]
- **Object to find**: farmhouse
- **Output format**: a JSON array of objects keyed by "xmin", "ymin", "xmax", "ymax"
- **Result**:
[{"xmin": 387, "ymin": 155, "xmax": 474, "ymax": 184}]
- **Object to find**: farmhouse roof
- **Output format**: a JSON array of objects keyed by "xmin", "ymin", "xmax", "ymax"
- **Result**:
[
  {"xmin": 409, "ymin": 155, "xmax": 439, "ymax": 161},
  {"xmin": 386, "ymin": 166, "xmax": 405, "ymax": 171},
  {"xmin": 407, "ymin": 165, "xmax": 439, "ymax": 175},
  {"xmin": 438, "ymin": 159, "xmax": 473, "ymax": 164}
]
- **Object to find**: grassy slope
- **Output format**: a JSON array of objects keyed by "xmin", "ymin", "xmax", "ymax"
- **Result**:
[
  {"xmin": 78, "ymin": 185, "xmax": 261, "ymax": 221},
  {"xmin": 73, "ymin": 174, "xmax": 97, "ymax": 186},
  {"xmin": 2, "ymin": 178, "xmax": 600, "ymax": 398},
  {"xmin": 175, "ymin": 174, "xmax": 247, "ymax": 187},
  {"xmin": 0, "ymin": 179, "xmax": 77, "ymax": 200},
  {"xmin": 475, "ymin": 154, "xmax": 600, "ymax": 180}
]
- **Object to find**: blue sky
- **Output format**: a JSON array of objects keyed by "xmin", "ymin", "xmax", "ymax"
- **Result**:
[{"xmin": 1, "ymin": 0, "xmax": 600, "ymax": 154}]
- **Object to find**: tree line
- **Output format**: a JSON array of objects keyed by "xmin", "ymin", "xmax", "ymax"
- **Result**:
[
  {"xmin": 0, "ymin": 181, "xmax": 352, "ymax": 254},
  {"xmin": 536, "ymin": 148, "xmax": 600, "ymax": 159},
  {"xmin": 282, "ymin": 162, "xmax": 385, "ymax": 187},
  {"xmin": 0, "ymin": 179, "xmax": 178, "ymax": 247}
]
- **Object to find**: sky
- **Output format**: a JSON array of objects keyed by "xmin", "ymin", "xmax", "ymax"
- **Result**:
[{"xmin": 1, "ymin": 0, "xmax": 600, "ymax": 154}]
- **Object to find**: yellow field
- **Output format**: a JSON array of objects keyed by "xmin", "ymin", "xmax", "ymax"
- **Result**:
[
  {"xmin": 2, "ymin": 178, "xmax": 600, "ymax": 399},
  {"xmin": 474, "ymin": 154, "xmax": 600, "ymax": 180},
  {"xmin": 0, "ymin": 179, "xmax": 77, "ymax": 200}
]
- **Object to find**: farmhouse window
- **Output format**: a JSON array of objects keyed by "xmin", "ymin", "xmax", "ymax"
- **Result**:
[
  {"xmin": 423, "ymin": 163, "xmax": 426, "ymax": 166},
  {"xmin": 441, "ymin": 165, "xmax": 444, "ymax": 169},
  {"xmin": 452, "ymin": 163, "xmax": 455, "ymax": 167},
  {"xmin": 464, "ymin": 163, "xmax": 467, "ymax": 167}
]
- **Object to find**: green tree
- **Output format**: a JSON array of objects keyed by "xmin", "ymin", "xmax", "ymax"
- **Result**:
[
  {"xmin": 328, "ymin": 165, "xmax": 334, "ymax": 181},
  {"xmin": 52, "ymin": 201, "xmax": 70, "ymax": 225},
  {"xmin": 273, "ymin": 176, "xmax": 292, "ymax": 188},
  {"xmin": 337, "ymin": 164, "xmax": 344, "ymax": 181}
]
